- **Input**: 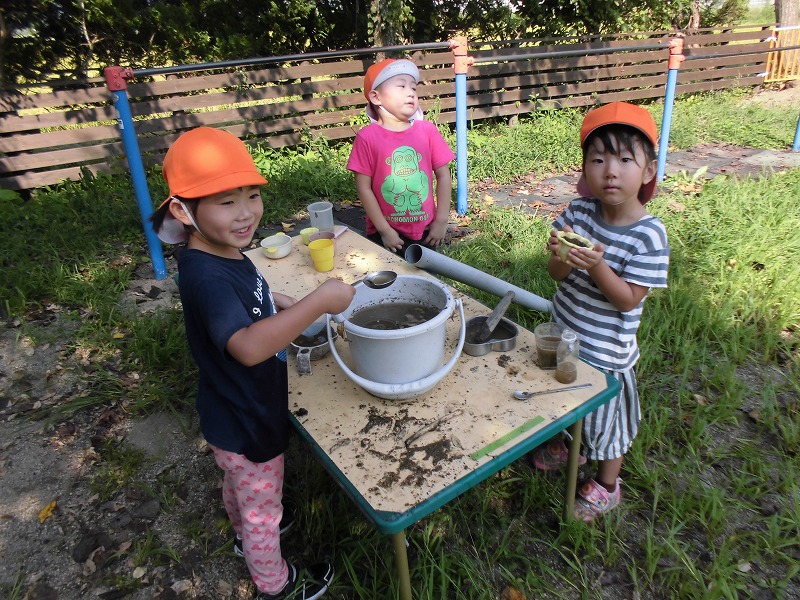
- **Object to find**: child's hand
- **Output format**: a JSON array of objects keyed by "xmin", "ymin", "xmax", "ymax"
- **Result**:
[
  {"xmin": 318, "ymin": 278, "xmax": 356, "ymax": 314},
  {"xmin": 424, "ymin": 221, "xmax": 449, "ymax": 247},
  {"xmin": 379, "ymin": 228, "xmax": 404, "ymax": 253},
  {"xmin": 273, "ymin": 292, "xmax": 297, "ymax": 311},
  {"xmin": 547, "ymin": 227, "xmax": 562, "ymax": 256},
  {"xmin": 565, "ymin": 242, "xmax": 604, "ymax": 270}
]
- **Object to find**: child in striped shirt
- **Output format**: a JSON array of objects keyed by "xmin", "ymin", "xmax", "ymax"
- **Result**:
[{"xmin": 531, "ymin": 102, "xmax": 670, "ymax": 521}]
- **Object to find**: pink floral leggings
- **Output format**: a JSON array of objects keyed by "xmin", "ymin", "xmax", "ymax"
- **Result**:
[{"xmin": 211, "ymin": 446, "xmax": 289, "ymax": 594}]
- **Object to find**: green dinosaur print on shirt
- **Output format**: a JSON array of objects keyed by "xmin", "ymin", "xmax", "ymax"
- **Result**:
[{"xmin": 380, "ymin": 146, "xmax": 429, "ymax": 217}]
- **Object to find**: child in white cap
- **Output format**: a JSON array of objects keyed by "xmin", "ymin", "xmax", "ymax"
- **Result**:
[
  {"xmin": 151, "ymin": 127, "xmax": 354, "ymax": 599},
  {"xmin": 347, "ymin": 58, "xmax": 455, "ymax": 254}
]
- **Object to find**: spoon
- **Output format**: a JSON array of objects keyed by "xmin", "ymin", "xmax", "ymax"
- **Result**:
[
  {"xmin": 512, "ymin": 382, "xmax": 592, "ymax": 400},
  {"xmin": 331, "ymin": 271, "xmax": 399, "ymax": 323},
  {"xmin": 361, "ymin": 270, "xmax": 397, "ymax": 289}
]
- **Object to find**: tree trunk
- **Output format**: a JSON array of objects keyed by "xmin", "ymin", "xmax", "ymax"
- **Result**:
[
  {"xmin": 369, "ymin": 0, "xmax": 405, "ymax": 54},
  {"xmin": 76, "ymin": 0, "xmax": 94, "ymax": 79},
  {"xmin": 774, "ymin": 0, "xmax": 799, "ymax": 85},
  {"xmin": 775, "ymin": 0, "xmax": 799, "ymax": 25},
  {"xmin": 371, "ymin": 0, "xmax": 384, "ymax": 47},
  {"xmin": 688, "ymin": 2, "xmax": 700, "ymax": 32},
  {"xmin": 0, "ymin": 10, "xmax": 6, "ymax": 86}
]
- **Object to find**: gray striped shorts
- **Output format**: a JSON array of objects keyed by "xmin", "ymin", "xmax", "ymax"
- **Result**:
[{"xmin": 582, "ymin": 368, "xmax": 640, "ymax": 461}]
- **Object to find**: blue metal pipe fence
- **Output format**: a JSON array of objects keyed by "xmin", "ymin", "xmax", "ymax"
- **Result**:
[
  {"xmin": 113, "ymin": 37, "xmax": 800, "ymax": 275},
  {"xmin": 105, "ymin": 71, "xmax": 168, "ymax": 280}
]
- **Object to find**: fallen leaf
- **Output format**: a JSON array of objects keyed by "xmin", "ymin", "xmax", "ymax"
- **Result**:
[
  {"xmin": 38, "ymin": 499, "xmax": 57, "ymax": 523},
  {"xmin": 133, "ymin": 566, "xmax": 147, "ymax": 579},
  {"xmin": 171, "ymin": 579, "xmax": 192, "ymax": 593},
  {"xmin": 737, "ymin": 562, "xmax": 751, "ymax": 573},
  {"xmin": 83, "ymin": 557, "xmax": 97, "ymax": 576},
  {"xmin": 500, "ymin": 585, "xmax": 527, "ymax": 600},
  {"xmin": 668, "ymin": 200, "xmax": 686, "ymax": 211},
  {"xmin": 482, "ymin": 194, "xmax": 495, "ymax": 205},
  {"xmin": 215, "ymin": 580, "xmax": 233, "ymax": 595},
  {"xmin": 693, "ymin": 393, "xmax": 707, "ymax": 405},
  {"xmin": 281, "ymin": 222, "xmax": 294, "ymax": 232},
  {"xmin": 112, "ymin": 332, "xmax": 125, "ymax": 339}
]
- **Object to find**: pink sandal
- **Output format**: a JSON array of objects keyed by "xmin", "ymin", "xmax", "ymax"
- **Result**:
[
  {"xmin": 530, "ymin": 439, "xmax": 586, "ymax": 471},
  {"xmin": 573, "ymin": 477, "xmax": 622, "ymax": 521}
]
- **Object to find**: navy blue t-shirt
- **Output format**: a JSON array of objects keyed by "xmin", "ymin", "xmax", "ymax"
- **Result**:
[{"xmin": 177, "ymin": 249, "xmax": 289, "ymax": 463}]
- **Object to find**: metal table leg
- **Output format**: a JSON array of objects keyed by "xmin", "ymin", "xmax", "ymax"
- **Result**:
[
  {"xmin": 391, "ymin": 531, "xmax": 412, "ymax": 600},
  {"xmin": 563, "ymin": 418, "xmax": 583, "ymax": 522}
]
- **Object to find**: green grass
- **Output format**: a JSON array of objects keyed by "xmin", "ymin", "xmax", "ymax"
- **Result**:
[
  {"xmin": 283, "ymin": 167, "xmax": 799, "ymax": 599},
  {"xmin": 1, "ymin": 88, "xmax": 799, "ymax": 598}
]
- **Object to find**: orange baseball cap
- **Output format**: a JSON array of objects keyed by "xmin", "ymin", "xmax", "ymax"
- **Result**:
[
  {"xmin": 363, "ymin": 58, "xmax": 419, "ymax": 101},
  {"xmin": 156, "ymin": 127, "xmax": 267, "ymax": 243},
  {"xmin": 578, "ymin": 102, "xmax": 659, "ymax": 204}
]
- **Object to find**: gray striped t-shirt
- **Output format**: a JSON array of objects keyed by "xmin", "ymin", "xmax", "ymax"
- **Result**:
[{"xmin": 552, "ymin": 197, "xmax": 669, "ymax": 371}]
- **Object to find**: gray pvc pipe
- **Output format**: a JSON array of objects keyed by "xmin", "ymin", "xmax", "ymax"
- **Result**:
[{"xmin": 404, "ymin": 244, "xmax": 553, "ymax": 314}]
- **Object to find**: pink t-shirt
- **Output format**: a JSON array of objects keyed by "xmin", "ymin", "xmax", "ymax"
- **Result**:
[{"xmin": 347, "ymin": 120, "xmax": 455, "ymax": 239}]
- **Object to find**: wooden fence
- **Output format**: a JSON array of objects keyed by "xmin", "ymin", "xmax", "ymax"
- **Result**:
[{"xmin": 0, "ymin": 25, "xmax": 774, "ymax": 191}]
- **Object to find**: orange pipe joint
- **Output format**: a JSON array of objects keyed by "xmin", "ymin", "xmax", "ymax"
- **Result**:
[
  {"xmin": 449, "ymin": 36, "xmax": 473, "ymax": 74},
  {"xmin": 668, "ymin": 38, "xmax": 685, "ymax": 70},
  {"xmin": 455, "ymin": 56, "xmax": 474, "ymax": 74},
  {"xmin": 104, "ymin": 66, "xmax": 135, "ymax": 91}
]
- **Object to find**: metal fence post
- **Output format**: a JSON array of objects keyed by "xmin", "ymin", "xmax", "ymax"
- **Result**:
[
  {"xmin": 657, "ymin": 38, "xmax": 685, "ymax": 182},
  {"xmin": 450, "ymin": 36, "xmax": 473, "ymax": 216},
  {"xmin": 794, "ymin": 113, "xmax": 800, "ymax": 152},
  {"xmin": 104, "ymin": 66, "xmax": 168, "ymax": 280}
]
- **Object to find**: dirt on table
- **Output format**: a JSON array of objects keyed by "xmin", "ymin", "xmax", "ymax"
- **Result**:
[{"xmin": 2, "ymin": 86, "xmax": 799, "ymax": 599}]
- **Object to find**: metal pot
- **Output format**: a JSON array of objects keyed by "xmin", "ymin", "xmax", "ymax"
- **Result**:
[
  {"xmin": 291, "ymin": 327, "xmax": 337, "ymax": 374},
  {"xmin": 463, "ymin": 316, "xmax": 519, "ymax": 356}
]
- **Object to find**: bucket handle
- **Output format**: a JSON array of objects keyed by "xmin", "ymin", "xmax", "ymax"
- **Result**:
[{"xmin": 326, "ymin": 299, "xmax": 466, "ymax": 400}]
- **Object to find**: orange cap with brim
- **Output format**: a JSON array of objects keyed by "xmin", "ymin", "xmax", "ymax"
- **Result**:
[
  {"xmin": 155, "ymin": 127, "xmax": 268, "ymax": 243},
  {"xmin": 362, "ymin": 58, "xmax": 424, "ymax": 123},
  {"xmin": 577, "ymin": 102, "xmax": 659, "ymax": 204},
  {"xmin": 363, "ymin": 58, "xmax": 419, "ymax": 101}
]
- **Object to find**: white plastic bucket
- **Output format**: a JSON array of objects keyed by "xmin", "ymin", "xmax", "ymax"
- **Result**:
[{"xmin": 328, "ymin": 275, "xmax": 465, "ymax": 400}]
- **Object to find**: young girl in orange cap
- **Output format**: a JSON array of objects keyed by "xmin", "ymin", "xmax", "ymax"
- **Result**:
[
  {"xmin": 531, "ymin": 102, "xmax": 670, "ymax": 521},
  {"xmin": 151, "ymin": 126, "xmax": 354, "ymax": 599}
]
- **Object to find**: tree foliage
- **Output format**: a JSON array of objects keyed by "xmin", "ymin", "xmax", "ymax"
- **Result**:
[
  {"xmin": 1, "ymin": 0, "xmax": 371, "ymax": 84},
  {"xmin": 509, "ymin": 0, "xmax": 749, "ymax": 36},
  {"xmin": 0, "ymin": 0, "xmax": 753, "ymax": 86}
]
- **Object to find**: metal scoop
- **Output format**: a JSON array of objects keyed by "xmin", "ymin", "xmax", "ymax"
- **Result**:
[
  {"xmin": 361, "ymin": 270, "xmax": 397, "ymax": 289},
  {"xmin": 512, "ymin": 382, "xmax": 592, "ymax": 400}
]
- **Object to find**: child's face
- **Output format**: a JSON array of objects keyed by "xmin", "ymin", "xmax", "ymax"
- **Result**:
[
  {"xmin": 370, "ymin": 74, "xmax": 419, "ymax": 123},
  {"xmin": 582, "ymin": 133, "xmax": 656, "ymax": 209},
  {"xmin": 187, "ymin": 185, "xmax": 263, "ymax": 256}
]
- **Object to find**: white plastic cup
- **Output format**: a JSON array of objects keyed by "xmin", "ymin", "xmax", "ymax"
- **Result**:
[{"xmin": 308, "ymin": 201, "xmax": 334, "ymax": 233}]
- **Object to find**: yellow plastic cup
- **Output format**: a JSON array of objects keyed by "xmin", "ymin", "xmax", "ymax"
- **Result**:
[
  {"xmin": 308, "ymin": 238, "xmax": 335, "ymax": 272},
  {"xmin": 300, "ymin": 227, "xmax": 319, "ymax": 245}
]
